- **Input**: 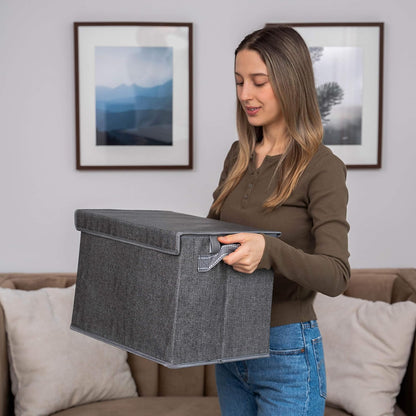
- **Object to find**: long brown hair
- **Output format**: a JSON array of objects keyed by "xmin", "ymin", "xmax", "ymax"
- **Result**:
[{"xmin": 211, "ymin": 25, "xmax": 322, "ymax": 214}]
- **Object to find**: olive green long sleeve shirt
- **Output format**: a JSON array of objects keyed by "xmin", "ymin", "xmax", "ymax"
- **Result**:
[{"xmin": 208, "ymin": 141, "xmax": 350, "ymax": 326}]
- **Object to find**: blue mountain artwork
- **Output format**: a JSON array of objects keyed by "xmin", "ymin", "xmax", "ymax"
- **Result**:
[{"xmin": 95, "ymin": 80, "xmax": 173, "ymax": 146}]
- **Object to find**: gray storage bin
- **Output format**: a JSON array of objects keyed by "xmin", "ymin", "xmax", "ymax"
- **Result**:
[{"xmin": 71, "ymin": 209, "xmax": 280, "ymax": 368}]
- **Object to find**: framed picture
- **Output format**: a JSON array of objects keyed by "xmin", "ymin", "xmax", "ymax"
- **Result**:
[
  {"xmin": 266, "ymin": 23, "xmax": 384, "ymax": 168},
  {"xmin": 74, "ymin": 22, "xmax": 193, "ymax": 169}
]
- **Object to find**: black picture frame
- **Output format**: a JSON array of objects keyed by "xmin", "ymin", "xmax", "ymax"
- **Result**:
[
  {"xmin": 267, "ymin": 22, "xmax": 384, "ymax": 168},
  {"xmin": 74, "ymin": 22, "xmax": 193, "ymax": 170}
]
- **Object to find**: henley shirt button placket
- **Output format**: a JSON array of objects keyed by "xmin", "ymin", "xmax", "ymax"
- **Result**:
[
  {"xmin": 241, "ymin": 193, "xmax": 248, "ymax": 208},
  {"xmin": 242, "ymin": 182, "xmax": 254, "ymax": 208},
  {"xmin": 243, "ymin": 162, "xmax": 258, "ymax": 208}
]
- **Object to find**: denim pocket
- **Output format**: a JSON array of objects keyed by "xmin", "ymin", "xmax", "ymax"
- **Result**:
[
  {"xmin": 312, "ymin": 336, "xmax": 327, "ymax": 399},
  {"xmin": 269, "ymin": 346, "xmax": 305, "ymax": 355},
  {"xmin": 269, "ymin": 323, "xmax": 305, "ymax": 355}
]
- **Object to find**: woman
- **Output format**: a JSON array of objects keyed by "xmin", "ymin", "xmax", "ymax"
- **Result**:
[{"xmin": 208, "ymin": 26, "xmax": 350, "ymax": 415}]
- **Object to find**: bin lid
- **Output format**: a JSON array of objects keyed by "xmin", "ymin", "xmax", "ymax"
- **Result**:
[{"xmin": 75, "ymin": 209, "xmax": 280, "ymax": 255}]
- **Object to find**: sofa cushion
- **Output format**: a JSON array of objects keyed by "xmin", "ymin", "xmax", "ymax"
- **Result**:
[
  {"xmin": 0, "ymin": 285, "xmax": 137, "ymax": 416},
  {"xmin": 52, "ymin": 396, "xmax": 221, "ymax": 416},
  {"xmin": 315, "ymin": 293, "xmax": 416, "ymax": 416}
]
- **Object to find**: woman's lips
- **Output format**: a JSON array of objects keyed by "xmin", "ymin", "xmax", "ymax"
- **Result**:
[{"xmin": 245, "ymin": 106, "xmax": 260, "ymax": 116}]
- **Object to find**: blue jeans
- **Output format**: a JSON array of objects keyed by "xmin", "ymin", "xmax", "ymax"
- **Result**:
[{"xmin": 215, "ymin": 321, "xmax": 326, "ymax": 415}]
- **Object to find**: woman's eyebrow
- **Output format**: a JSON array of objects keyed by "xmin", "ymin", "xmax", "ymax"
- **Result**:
[{"xmin": 235, "ymin": 72, "xmax": 269, "ymax": 77}]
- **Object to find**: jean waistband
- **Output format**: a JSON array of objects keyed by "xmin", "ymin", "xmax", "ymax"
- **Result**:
[{"xmin": 301, "ymin": 320, "xmax": 318, "ymax": 329}]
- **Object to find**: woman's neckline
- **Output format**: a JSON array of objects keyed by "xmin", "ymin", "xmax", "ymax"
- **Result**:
[{"xmin": 252, "ymin": 151, "xmax": 282, "ymax": 170}]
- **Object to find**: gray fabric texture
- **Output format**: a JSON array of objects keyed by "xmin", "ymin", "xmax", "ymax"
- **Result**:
[
  {"xmin": 72, "ymin": 210, "xmax": 277, "ymax": 368},
  {"xmin": 75, "ymin": 209, "xmax": 280, "ymax": 255}
]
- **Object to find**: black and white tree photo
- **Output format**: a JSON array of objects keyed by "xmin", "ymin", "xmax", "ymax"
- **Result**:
[{"xmin": 310, "ymin": 46, "xmax": 363, "ymax": 145}]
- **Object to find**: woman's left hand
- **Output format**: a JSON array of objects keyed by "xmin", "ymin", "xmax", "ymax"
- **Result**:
[{"xmin": 217, "ymin": 233, "xmax": 265, "ymax": 274}]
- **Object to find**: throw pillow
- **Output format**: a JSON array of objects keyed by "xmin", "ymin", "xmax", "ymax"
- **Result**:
[
  {"xmin": 0, "ymin": 285, "xmax": 137, "ymax": 416},
  {"xmin": 314, "ymin": 293, "xmax": 416, "ymax": 416}
]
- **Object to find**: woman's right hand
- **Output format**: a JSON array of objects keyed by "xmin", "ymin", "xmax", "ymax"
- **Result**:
[{"xmin": 218, "ymin": 233, "xmax": 265, "ymax": 274}]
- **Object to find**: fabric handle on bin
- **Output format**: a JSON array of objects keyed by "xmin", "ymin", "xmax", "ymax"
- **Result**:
[{"xmin": 198, "ymin": 236, "xmax": 240, "ymax": 272}]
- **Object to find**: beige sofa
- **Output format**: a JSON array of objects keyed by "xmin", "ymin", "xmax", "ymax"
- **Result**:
[{"xmin": 0, "ymin": 269, "xmax": 415, "ymax": 416}]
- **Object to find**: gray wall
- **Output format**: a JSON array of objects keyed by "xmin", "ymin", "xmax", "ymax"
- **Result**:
[{"xmin": 1, "ymin": 0, "xmax": 415, "ymax": 272}]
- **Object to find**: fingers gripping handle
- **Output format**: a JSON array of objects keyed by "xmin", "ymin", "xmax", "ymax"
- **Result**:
[{"xmin": 198, "ymin": 240, "xmax": 240, "ymax": 272}]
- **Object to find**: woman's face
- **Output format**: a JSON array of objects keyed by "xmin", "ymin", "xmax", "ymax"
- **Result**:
[{"xmin": 235, "ymin": 49, "xmax": 285, "ymax": 132}]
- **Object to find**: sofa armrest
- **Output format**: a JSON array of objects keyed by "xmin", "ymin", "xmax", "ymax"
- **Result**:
[
  {"xmin": 0, "ymin": 306, "xmax": 12, "ymax": 416},
  {"xmin": 0, "ymin": 273, "xmax": 77, "ymax": 416},
  {"xmin": 346, "ymin": 268, "xmax": 416, "ymax": 416},
  {"xmin": 393, "ymin": 269, "xmax": 416, "ymax": 416}
]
